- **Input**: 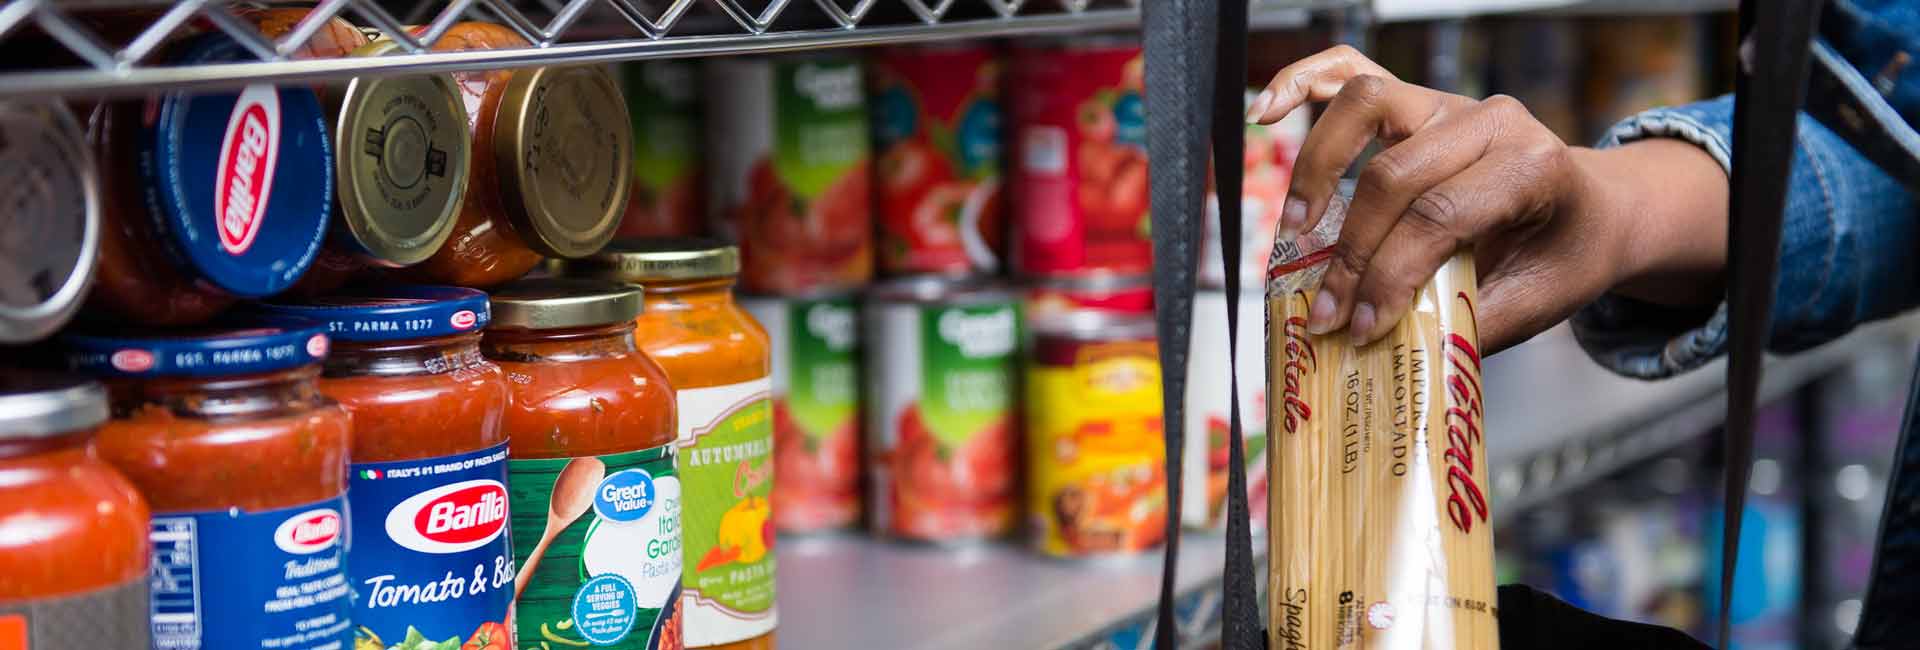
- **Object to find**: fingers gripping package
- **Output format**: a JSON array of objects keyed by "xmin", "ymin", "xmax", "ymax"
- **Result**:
[{"xmin": 1266, "ymin": 192, "xmax": 1498, "ymax": 650}]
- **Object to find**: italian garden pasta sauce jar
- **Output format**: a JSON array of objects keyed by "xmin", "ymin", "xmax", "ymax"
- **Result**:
[
  {"xmin": 0, "ymin": 370, "xmax": 151, "ymax": 649},
  {"xmin": 483, "ymin": 278, "xmax": 683, "ymax": 650},
  {"xmin": 63, "ymin": 318, "xmax": 354, "ymax": 649},
  {"xmin": 253, "ymin": 286, "xmax": 512, "ymax": 650},
  {"xmin": 550, "ymin": 239, "xmax": 776, "ymax": 650}
]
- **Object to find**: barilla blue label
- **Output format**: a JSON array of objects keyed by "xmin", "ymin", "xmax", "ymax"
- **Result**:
[
  {"xmin": 147, "ymin": 496, "xmax": 352, "ymax": 650},
  {"xmin": 62, "ymin": 318, "xmax": 329, "ymax": 378},
  {"xmin": 347, "ymin": 442, "xmax": 515, "ymax": 650},
  {"xmin": 252, "ymin": 286, "xmax": 491, "ymax": 343},
  {"xmin": 143, "ymin": 34, "xmax": 332, "ymax": 298}
]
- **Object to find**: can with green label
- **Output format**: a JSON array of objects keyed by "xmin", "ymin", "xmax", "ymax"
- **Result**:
[
  {"xmin": 863, "ymin": 277, "xmax": 1021, "ymax": 543},
  {"xmin": 742, "ymin": 291, "xmax": 863, "ymax": 535},
  {"xmin": 617, "ymin": 60, "xmax": 703, "ymax": 238}
]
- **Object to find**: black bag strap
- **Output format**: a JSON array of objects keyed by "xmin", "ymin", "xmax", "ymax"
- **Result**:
[
  {"xmin": 1852, "ymin": 347, "xmax": 1920, "ymax": 649},
  {"xmin": 1212, "ymin": 0, "xmax": 1260, "ymax": 648},
  {"xmin": 1720, "ymin": 1, "xmax": 1824, "ymax": 647}
]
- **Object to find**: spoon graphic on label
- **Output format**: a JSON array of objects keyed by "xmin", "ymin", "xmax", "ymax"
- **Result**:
[{"xmin": 514, "ymin": 456, "xmax": 607, "ymax": 601}]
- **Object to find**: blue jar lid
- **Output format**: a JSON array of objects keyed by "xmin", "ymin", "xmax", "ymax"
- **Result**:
[
  {"xmin": 250, "ymin": 285, "xmax": 491, "ymax": 342},
  {"xmin": 63, "ymin": 317, "xmax": 331, "ymax": 378},
  {"xmin": 142, "ymin": 34, "xmax": 333, "ymax": 297}
]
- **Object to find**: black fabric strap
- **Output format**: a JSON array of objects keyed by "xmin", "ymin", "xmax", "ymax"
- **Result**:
[
  {"xmin": 1853, "ymin": 347, "xmax": 1920, "ymax": 649},
  {"xmin": 1721, "ymin": 0, "xmax": 1823, "ymax": 647},
  {"xmin": 1212, "ymin": 0, "xmax": 1259, "ymax": 648}
]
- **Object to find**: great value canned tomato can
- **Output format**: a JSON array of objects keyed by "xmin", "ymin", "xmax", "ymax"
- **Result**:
[
  {"xmin": 742, "ymin": 291, "xmax": 864, "ymax": 534},
  {"xmin": 864, "ymin": 277, "xmax": 1021, "ymax": 542},
  {"xmin": 1010, "ymin": 38, "xmax": 1149, "ymax": 277},
  {"xmin": 870, "ymin": 43, "xmax": 1005, "ymax": 275}
]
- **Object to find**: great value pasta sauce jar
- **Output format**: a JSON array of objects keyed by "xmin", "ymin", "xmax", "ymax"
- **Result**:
[
  {"xmin": 483, "ymin": 278, "xmax": 683, "ymax": 650},
  {"xmin": 0, "ymin": 370, "xmax": 151, "ymax": 649},
  {"xmin": 740, "ymin": 291, "xmax": 862, "ymax": 535},
  {"xmin": 63, "ymin": 318, "xmax": 354, "ymax": 649},
  {"xmin": 869, "ymin": 43, "xmax": 1005, "ymax": 275},
  {"xmin": 705, "ymin": 54, "xmax": 872, "ymax": 294},
  {"xmin": 1010, "ymin": 37, "xmax": 1149, "ymax": 277},
  {"xmin": 84, "ymin": 33, "xmax": 334, "ymax": 325},
  {"xmin": 864, "ymin": 277, "xmax": 1020, "ymax": 543},
  {"xmin": 1025, "ymin": 310, "xmax": 1166, "ymax": 557},
  {"xmin": 551, "ymin": 239, "xmax": 777, "ymax": 650},
  {"xmin": 253, "ymin": 286, "xmax": 512, "ymax": 650}
]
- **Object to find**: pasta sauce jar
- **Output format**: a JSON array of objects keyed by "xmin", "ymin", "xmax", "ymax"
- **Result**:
[
  {"xmin": 0, "ymin": 370, "xmax": 151, "ymax": 649},
  {"xmin": 84, "ymin": 33, "xmax": 334, "ymax": 325},
  {"xmin": 483, "ymin": 278, "xmax": 682, "ymax": 650},
  {"xmin": 63, "ymin": 318, "xmax": 354, "ymax": 649},
  {"xmin": 253, "ymin": 286, "xmax": 512, "ymax": 650},
  {"xmin": 550, "ymin": 239, "xmax": 776, "ymax": 650}
]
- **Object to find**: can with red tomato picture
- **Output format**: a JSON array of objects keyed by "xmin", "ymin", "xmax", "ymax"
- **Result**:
[
  {"xmin": 870, "ymin": 43, "xmax": 1006, "ymax": 276},
  {"xmin": 617, "ymin": 60, "xmax": 703, "ymax": 238},
  {"xmin": 1024, "ymin": 272, "xmax": 1154, "ymax": 327},
  {"xmin": 1200, "ymin": 98, "xmax": 1308, "ymax": 289},
  {"xmin": 705, "ymin": 54, "xmax": 873, "ymax": 294},
  {"xmin": 864, "ymin": 277, "xmax": 1021, "ymax": 543},
  {"xmin": 1010, "ymin": 37, "xmax": 1150, "ymax": 277},
  {"xmin": 744, "ymin": 290, "xmax": 865, "ymax": 535}
]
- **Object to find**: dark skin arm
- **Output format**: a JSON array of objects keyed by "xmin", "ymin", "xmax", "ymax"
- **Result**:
[{"xmin": 1247, "ymin": 46, "xmax": 1730, "ymax": 353}]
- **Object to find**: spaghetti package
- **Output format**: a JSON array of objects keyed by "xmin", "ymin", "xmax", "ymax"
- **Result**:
[{"xmin": 1266, "ymin": 192, "xmax": 1498, "ymax": 650}]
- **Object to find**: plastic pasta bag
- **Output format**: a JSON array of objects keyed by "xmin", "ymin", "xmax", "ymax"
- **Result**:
[{"xmin": 1267, "ymin": 190, "xmax": 1498, "ymax": 650}]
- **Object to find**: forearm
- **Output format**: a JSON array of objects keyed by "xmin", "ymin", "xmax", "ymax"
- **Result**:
[{"xmin": 1567, "ymin": 139, "xmax": 1730, "ymax": 309}]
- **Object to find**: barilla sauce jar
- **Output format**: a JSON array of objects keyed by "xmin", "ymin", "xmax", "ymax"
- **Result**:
[
  {"xmin": 252, "ymin": 286, "xmax": 512, "ymax": 650},
  {"xmin": 549, "ymin": 239, "xmax": 775, "ymax": 650},
  {"xmin": 0, "ymin": 100, "xmax": 99, "ymax": 343},
  {"xmin": 85, "ymin": 33, "xmax": 333, "ymax": 325},
  {"xmin": 63, "ymin": 318, "xmax": 354, "ymax": 649},
  {"xmin": 410, "ymin": 23, "xmax": 632, "ymax": 288},
  {"xmin": 0, "ymin": 370, "xmax": 151, "ymax": 649},
  {"xmin": 482, "ymin": 278, "xmax": 683, "ymax": 650}
]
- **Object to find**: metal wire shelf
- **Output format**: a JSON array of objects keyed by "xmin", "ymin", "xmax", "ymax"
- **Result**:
[{"xmin": 0, "ymin": 0, "xmax": 1345, "ymax": 97}]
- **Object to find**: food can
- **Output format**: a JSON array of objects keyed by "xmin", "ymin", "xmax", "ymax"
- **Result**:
[
  {"xmin": 0, "ymin": 100, "xmax": 98, "ymax": 343},
  {"xmin": 869, "ymin": 43, "xmax": 1005, "ymax": 275},
  {"xmin": 1181, "ymin": 289, "xmax": 1268, "ymax": 532},
  {"xmin": 865, "ymin": 277, "xmax": 1021, "ymax": 542},
  {"xmin": 1200, "ymin": 96, "xmax": 1307, "ymax": 289},
  {"xmin": 706, "ymin": 55, "xmax": 873, "ymax": 294},
  {"xmin": 618, "ymin": 60, "xmax": 704, "ymax": 238},
  {"xmin": 1010, "ymin": 37, "xmax": 1150, "ymax": 276},
  {"xmin": 1024, "ymin": 272, "xmax": 1153, "ymax": 326},
  {"xmin": 742, "ymin": 292, "xmax": 864, "ymax": 534},
  {"xmin": 1025, "ymin": 310, "xmax": 1166, "ymax": 557}
]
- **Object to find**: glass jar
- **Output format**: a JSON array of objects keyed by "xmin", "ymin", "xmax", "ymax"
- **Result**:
[
  {"xmin": 553, "ymin": 238, "xmax": 776, "ymax": 650},
  {"xmin": 63, "ymin": 318, "xmax": 353, "ymax": 649},
  {"xmin": 0, "ymin": 370, "xmax": 150, "ymax": 647},
  {"xmin": 253, "ymin": 286, "xmax": 512, "ymax": 648},
  {"xmin": 0, "ymin": 99, "xmax": 98, "ymax": 343},
  {"xmin": 83, "ymin": 33, "xmax": 334, "ymax": 325},
  {"xmin": 406, "ymin": 23, "xmax": 631, "ymax": 288},
  {"xmin": 483, "ymin": 277, "xmax": 682, "ymax": 649}
]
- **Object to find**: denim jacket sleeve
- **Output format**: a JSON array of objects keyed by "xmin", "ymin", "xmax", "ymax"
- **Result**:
[{"xmin": 1570, "ymin": 45, "xmax": 1920, "ymax": 379}]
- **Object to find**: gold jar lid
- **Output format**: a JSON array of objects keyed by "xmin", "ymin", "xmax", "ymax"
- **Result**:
[
  {"xmin": 488, "ymin": 277, "xmax": 644, "ymax": 330},
  {"xmin": 332, "ymin": 39, "xmax": 471, "ymax": 266},
  {"xmin": 552, "ymin": 237, "xmax": 740, "ymax": 283},
  {"xmin": 494, "ymin": 65, "xmax": 633, "ymax": 260}
]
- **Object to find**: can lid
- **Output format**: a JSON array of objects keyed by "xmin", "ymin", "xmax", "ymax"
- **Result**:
[
  {"xmin": 488, "ymin": 277, "xmax": 643, "ymax": 330},
  {"xmin": 868, "ymin": 275, "xmax": 1013, "ymax": 304},
  {"xmin": 146, "ymin": 34, "xmax": 332, "ymax": 297},
  {"xmin": 249, "ymin": 285, "xmax": 490, "ymax": 342},
  {"xmin": 331, "ymin": 39, "xmax": 471, "ymax": 266},
  {"xmin": 493, "ymin": 66, "xmax": 632, "ymax": 259},
  {"xmin": 0, "ymin": 369, "xmax": 108, "ymax": 440},
  {"xmin": 0, "ymin": 100, "xmax": 99, "ymax": 343},
  {"xmin": 1033, "ymin": 308, "xmax": 1155, "ymax": 341},
  {"xmin": 62, "ymin": 316, "xmax": 332, "ymax": 378},
  {"xmin": 556, "ymin": 237, "xmax": 740, "ymax": 283}
]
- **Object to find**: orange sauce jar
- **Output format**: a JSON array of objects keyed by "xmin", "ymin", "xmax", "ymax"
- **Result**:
[
  {"xmin": 553, "ymin": 239, "xmax": 776, "ymax": 650},
  {"xmin": 0, "ymin": 370, "xmax": 150, "ymax": 648},
  {"xmin": 63, "ymin": 318, "xmax": 354, "ymax": 649},
  {"xmin": 483, "ymin": 278, "xmax": 683, "ymax": 649}
]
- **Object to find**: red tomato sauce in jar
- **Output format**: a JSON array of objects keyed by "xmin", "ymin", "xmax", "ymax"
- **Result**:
[
  {"xmin": 0, "ymin": 370, "xmax": 151, "ymax": 648},
  {"xmin": 62, "ymin": 318, "xmax": 354, "ymax": 649},
  {"xmin": 254, "ymin": 286, "xmax": 515, "ymax": 650},
  {"xmin": 483, "ymin": 278, "xmax": 684, "ymax": 650}
]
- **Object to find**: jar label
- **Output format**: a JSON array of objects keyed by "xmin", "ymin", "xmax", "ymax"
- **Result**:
[
  {"xmin": 674, "ymin": 378, "xmax": 776, "ymax": 646},
  {"xmin": 0, "ymin": 579, "xmax": 149, "ymax": 649},
  {"xmin": 147, "ymin": 496, "xmax": 353, "ymax": 650},
  {"xmin": 348, "ymin": 442, "xmax": 515, "ymax": 650},
  {"xmin": 509, "ymin": 446, "xmax": 683, "ymax": 649}
]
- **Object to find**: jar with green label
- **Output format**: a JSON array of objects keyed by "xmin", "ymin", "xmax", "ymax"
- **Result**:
[
  {"xmin": 483, "ymin": 277, "xmax": 683, "ymax": 650},
  {"xmin": 550, "ymin": 238, "xmax": 776, "ymax": 650}
]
